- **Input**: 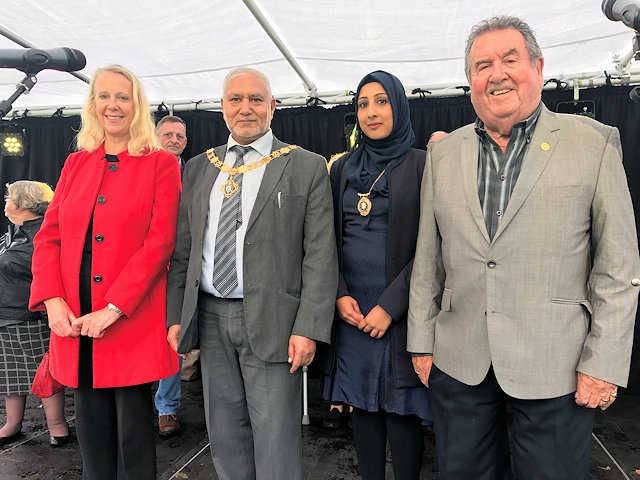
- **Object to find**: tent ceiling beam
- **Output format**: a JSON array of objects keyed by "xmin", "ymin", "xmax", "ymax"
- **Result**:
[
  {"xmin": 242, "ymin": 0, "xmax": 317, "ymax": 98},
  {"xmin": 6, "ymin": 70, "xmax": 640, "ymax": 118}
]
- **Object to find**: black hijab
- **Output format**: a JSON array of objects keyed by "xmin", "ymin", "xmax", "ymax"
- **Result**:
[{"xmin": 345, "ymin": 70, "xmax": 415, "ymax": 194}]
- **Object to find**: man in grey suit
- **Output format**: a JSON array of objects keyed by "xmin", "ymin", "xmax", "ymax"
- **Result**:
[
  {"xmin": 408, "ymin": 15, "xmax": 640, "ymax": 479},
  {"xmin": 166, "ymin": 67, "xmax": 338, "ymax": 480}
]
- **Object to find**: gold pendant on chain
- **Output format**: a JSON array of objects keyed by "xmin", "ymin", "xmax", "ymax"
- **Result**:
[
  {"xmin": 357, "ymin": 195, "xmax": 372, "ymax": 216},
  {"xmin": 222, "ymin": 177, "xmax": 239, "ymax": 198},
  {"xmin": 355, "ymin": 169, "xmax": 385, "ymax": 217}
]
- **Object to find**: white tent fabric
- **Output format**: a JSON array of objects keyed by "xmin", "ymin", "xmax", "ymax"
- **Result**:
[{"xmin": 0, "ymin": 0, "xmax": 638, "ymax": 115}]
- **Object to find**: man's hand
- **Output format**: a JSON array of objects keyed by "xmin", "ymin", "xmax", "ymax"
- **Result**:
[
  {"xmin": 575, "ymin": 372, "xmax": 618, "ymax": 410},
  {"xmin": 287, "ymin": 335, "xmax": 316, "ymax": 373},
  {"xmin": 412, "ymin": 355, "xmax": 433, "ymax": 387},
  {"xmin": 167, "ymin": 325, "xmax": 186, "ymax": 358}
]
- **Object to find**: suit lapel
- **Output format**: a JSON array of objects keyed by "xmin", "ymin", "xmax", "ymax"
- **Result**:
[
  {"xmin": 493, "ymin": 107, "xmax": 559, "ymax": 241},
  {"xmin": 459, "ymin": 128, "xmax": 491, "ymax": 243},
  {"xmin": 246, "ymin": 138, "xmax": 290, "ymax": 231}
]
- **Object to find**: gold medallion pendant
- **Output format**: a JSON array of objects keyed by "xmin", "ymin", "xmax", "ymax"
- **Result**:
[
  {"xmin": 222, "ymin": 177, "xmax": 239, "ymax": 198},
  {"xmin": 355, "ymin": 169, "xmax": 386, "ymax": 217},
  {"xmin": 357, "ymin": 195, "xmax": 372, "ymax": 216}
]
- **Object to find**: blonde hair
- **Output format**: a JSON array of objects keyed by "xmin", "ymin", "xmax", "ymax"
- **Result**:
[
  {"xmin": 76, "ymin": 64, "xmax": 159, "ymax": 155},
  {"xmin": 6, "ymin": 180, "xmax": 54, "ymax": 216}
]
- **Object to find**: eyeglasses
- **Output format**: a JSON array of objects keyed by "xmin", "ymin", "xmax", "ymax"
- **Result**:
[{"xmin": 4, "ymin": 194, "xmax": 12, "ymax": 202}]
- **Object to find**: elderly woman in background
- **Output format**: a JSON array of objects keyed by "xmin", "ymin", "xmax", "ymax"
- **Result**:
[
  {"xmin": 1, "ymin": 180, "xmax": 68, "ymax": 448},
  {"xmin": 30, "ymin": 65, "xmax": 181, "ymax": 479}
]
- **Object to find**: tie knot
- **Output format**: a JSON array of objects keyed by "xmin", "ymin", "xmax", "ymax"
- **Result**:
[
  {"xmin": 232, "ymin": 145, "xmax": 251, "ymax": 159},
  {"xmin": 230, "ymin": 145, "xmax": 251, "ymax": 168}
]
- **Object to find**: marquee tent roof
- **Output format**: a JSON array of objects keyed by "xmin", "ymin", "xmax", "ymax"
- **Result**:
[{"xmin": 0, "ymin": 0, "xmax": 638, "ymax": 116}]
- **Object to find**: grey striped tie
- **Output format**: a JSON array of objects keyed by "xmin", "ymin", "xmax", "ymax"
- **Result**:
[{"xmin": 212, "ymin": 145, "xmax": 250, "ymax": 297}]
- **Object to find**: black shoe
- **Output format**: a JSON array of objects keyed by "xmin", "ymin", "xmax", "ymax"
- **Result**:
[
  {"xmin": 49, "ymin": 434, "xmax": 70, "ymax": 448},
  {"xmin": 323, "ymin": 408, "xmax": 343, "ymax": 429},
  {"xmin": 0, "ymin": 431, "xmax": 23, "ymax": 447}
]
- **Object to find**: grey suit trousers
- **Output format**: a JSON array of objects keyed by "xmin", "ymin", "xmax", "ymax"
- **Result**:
[{"xmin": 197, "ymin": 292, "xmax": 303, "ymax": 480}]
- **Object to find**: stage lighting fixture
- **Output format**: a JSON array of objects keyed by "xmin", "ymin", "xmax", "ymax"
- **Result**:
[
  {"xmin": 556, "ymin": 100, "xmax": 596, "ymax": 119},
  {"xmin": 0, "ymin": 126, "xmax": 26, "ymax": 156},
  {"xmin": 603, "ymin": 0, "xmax": 640, "ymax": 31}
]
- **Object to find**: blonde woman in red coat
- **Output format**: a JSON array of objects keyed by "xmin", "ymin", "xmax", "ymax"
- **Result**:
[{"xmin": 29, "ymin": 65, "xmax": 181, "ymax": 480}]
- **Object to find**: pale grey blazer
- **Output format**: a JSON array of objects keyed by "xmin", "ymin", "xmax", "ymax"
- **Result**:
[
  {"xmin": 407, "ymin": 105, "xmax": 640, "ymax": 399},
  {"xmin": 167, "ymin": 136, "xmax": 338, "ymax": 362}
]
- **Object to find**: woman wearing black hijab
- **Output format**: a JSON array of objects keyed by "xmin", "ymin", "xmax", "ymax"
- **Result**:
[{"xmin": 321, "ymin": 71, "xmax": 432, "ymax": 479}]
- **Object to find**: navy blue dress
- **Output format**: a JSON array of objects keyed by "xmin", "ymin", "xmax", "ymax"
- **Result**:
[{"xmin": 323, "ymin": 180, "xmax": 431, "ymax": 425}]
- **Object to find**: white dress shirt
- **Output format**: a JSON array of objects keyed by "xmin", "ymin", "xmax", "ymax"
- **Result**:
[{"xmin": 200, "ymin": 131, "xmax": 274, "ymax": 298}]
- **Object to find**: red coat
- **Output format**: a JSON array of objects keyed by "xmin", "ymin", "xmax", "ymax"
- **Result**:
[{"xmin": 30, "ymin": 144, "xmax": 181, "ymax": 388}]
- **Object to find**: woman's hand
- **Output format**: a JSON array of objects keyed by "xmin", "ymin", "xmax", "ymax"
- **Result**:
[
  {"xmin": 360, "ymin": 305, "xmax": 392, "ymax": 339},
  {"xmin": 336, "ymin": 296, "xmax": 364, "ymax": 327},
  {"xmin": 44, "ymin": 297, "xmax": 80, "ymax": 337},
  {"xmin": 72, "ymin": 306, "xmax": 121, "ymax": 339}
]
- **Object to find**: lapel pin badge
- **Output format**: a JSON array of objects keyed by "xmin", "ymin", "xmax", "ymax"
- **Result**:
[{"xmin": 540, "ymin": 142, "xmax": 550, "ymax": 151}]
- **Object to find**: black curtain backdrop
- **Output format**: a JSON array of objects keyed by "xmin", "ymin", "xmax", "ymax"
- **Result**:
[{"xmin": 2, "ymin": 85, "xmax": 640, "ymax": 391}]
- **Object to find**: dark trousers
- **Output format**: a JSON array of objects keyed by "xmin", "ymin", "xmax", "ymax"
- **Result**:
[
  {"xmin": 74, "ymin": 382, "xmax": 156, "ymax": 480},
  {"xmin": 351, "ymin": 408, "xmax": 425, "ymax": 480},
  {"xmin": 429, "ymin": 365, "xmax": 595, "ymax": 480}
]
